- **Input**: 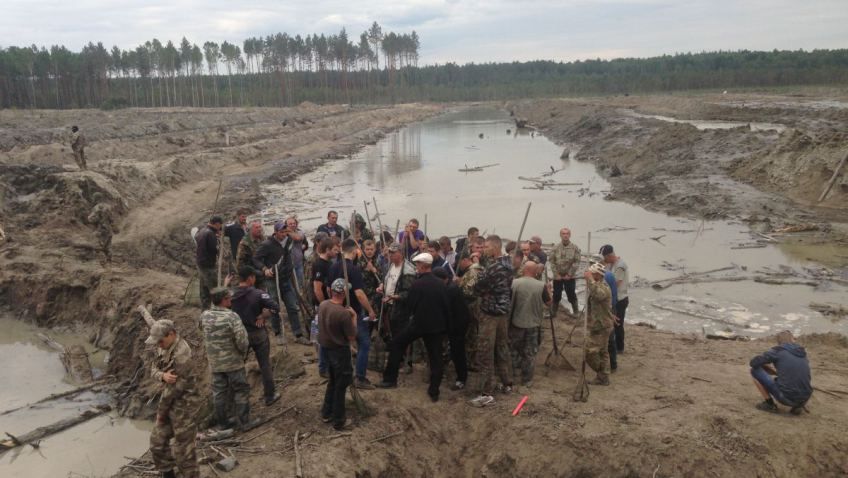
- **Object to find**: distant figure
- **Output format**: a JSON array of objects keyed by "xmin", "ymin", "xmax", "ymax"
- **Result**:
[
  {"xmin": 223, "ymin": 209, "xmax": 249, "ymax": 261},
  {"xmin": 70, "ymin": 125, "xmax": 87, "ymax": 170},
  {"xmin": 195, "ymin": 216, "xmax": 223, "ymax": 310},
  {"xmin": 87, "ymin": 193, "xmax": 118, "ymax": 263},
  {"xmin": 478, "ymin": 133, "xmax": 484, "ymax": 139},
  {"xmin": 749, "ymin": 330, "xmax": 812, "ymax": 414}
]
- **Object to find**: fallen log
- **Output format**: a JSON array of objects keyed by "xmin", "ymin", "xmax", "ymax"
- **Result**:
[
  {"xmin": 0, "ymin": 405, "xmax": 110, "ymax": 451},
  {"xmin": 651, "ymin": 276, "xmax": 749, "ymax": 290},
  {"xmin": 754, "ymin": 277, "xmax": 820, "ymax": 287},
  {"xmin": 0, "ymin": 381, "xmax": 104, "ymax": 416},
  {"xmin": 650, "ymin": 266, "xmax": 736, "ymax": 290},
  {"xmin": 731, "ymin": 244, "xmax": 767, "ymax": 250},
  {"xmin": 651, "ymin": 303, "xmax": 748, "ymax": 328},
  {"xmin": 773, "ymin": 224, "xmax": 819, "ymax": 234}
]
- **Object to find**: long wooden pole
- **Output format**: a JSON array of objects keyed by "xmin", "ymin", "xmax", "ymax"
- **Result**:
[
  {"xmin": 363, "ymin": 201, "xmax": 375, "ymax": 238},
  {"xmin": 517, "ymin": 202, "xmax": 532, "ymax": 243},
  {"xmin": 818, "ymin": 151, "xmax": 848, "ymax": 202},
  {"xmin": 373, "ymin": 197, "xmax": 385, "ymax": 247}
]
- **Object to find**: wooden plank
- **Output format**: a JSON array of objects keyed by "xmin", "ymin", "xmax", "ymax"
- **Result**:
[{"xmin": 0, "ymin": 406, "xmax": 110, "ymax": 451}]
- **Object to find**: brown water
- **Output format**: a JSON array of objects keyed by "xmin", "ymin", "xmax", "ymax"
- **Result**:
[
  {"xmin": 0, "ymin": 316, "xmax": 150, "ymax": 478},
  {"xmin": 260, "ymin": 107, "xmax": 847, "ymax": 337}
]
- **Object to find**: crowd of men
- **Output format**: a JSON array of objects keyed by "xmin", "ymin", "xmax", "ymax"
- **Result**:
[
  {"xmin": 145, "ymin": 207, "xmax": 803, "ymax": 477},
  {"xmin": 145, "ymin": 210, "xmax": 634, "ymax": 477}
]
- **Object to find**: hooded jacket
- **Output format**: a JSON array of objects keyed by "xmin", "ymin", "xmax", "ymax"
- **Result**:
[
  {"xmin": 231, "ymin": 286, "xmax": 280, "ymax": 332},
  {"xmin": 750, "ymin": 343, "xmax": 812, "ymax": 405}
]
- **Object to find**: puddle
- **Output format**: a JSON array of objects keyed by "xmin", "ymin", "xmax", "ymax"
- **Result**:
[
  {"xmin": 623, "ymin": 109, "xmax": 787, "ymax": 132},
  {"xmin": 260, "ymin": 107, "xmax": 846, "ymax": 338},
  {"xmin": 0, "ymin": 315, "xmax": 151, "ymax": 478}
]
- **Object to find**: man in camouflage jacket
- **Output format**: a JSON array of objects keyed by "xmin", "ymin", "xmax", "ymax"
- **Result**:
[
  {"xmin": 201, "ymin": 288, "xmax": 252, "ymax": 430},
  {"xmin": 146, "ymin": 319, "xmax": 199, "ymax": 478},
  {"xmin": 583, "ymin": 262, "xmax": 617, "ymax": 386},
  {"xmin": 549, "ymin": 227, "xmax": 582, "ymax": 316}
]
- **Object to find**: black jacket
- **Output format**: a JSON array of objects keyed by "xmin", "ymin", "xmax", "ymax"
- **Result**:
[
  {"xmin": 224, "ymin": 223, "xmax": 246, "ymax": 259},
  {"xmin": 445, "ymin": 282, "xmax": 469, "ymax": 334},
  {"xmin": 253, "ymin": 236, "xmax": 293, "ymax": 281},
  {"xmin": 195, "ymin": 225, "xmax": 219, "ymax": 269},
  {"xmin": 407, "ymin": 272, "xmax": 450, "ymax": 335},
  {"xmin": 750, "ymin": 343, "xmax": 812, "ymax": 405},
  {"xmin": 231, "ymin": 286, "xmax": 280, "ymax": 332}
]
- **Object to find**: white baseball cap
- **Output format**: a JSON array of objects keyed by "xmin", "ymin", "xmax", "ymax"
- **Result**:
[{"xmin": 412, "ymin": 252, "xmax": 434, "ymax": 265}]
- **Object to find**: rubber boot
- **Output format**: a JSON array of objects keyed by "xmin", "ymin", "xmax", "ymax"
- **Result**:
[
  {"xmin": 551, "ymin": 302, "xmax": 559, "ymax": 319},
  {"xmin": 570, "ymin": 300, "xmax": 579, "ymax": 316}
]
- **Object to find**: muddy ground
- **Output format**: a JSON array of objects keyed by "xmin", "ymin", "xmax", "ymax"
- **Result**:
[
  {"xmin": 0, "ymin": 93, "xmax": 846, "ymax": 477},
  {"xmin": 508, "ymin": 91, "xmax": 848, "ymax": 266}
]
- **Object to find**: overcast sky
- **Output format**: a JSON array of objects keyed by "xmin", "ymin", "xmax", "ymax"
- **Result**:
[{"xmin": 2, "ymin": 0, "xmax": 846, "ymax": 64}]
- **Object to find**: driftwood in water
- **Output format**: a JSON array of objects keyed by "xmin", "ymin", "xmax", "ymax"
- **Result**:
[
  {"xmin": 0, "ymin": 405, "xmax": 110, "ymax": 451},
  {"xmin": 650, "ymin": 266, "xmax": 736, "ymax": 290},
  {"xmin": 651, "ymin": 303, "xmax": 748, "ymax": 329},
  {"xmin": 810, "ymin": 302, "xmax": 848, "ymax": 317},
  {"xmin": 37, "ymin": 333, "xmax": 94, "ymax": 383},
  {"xmin": 754, "ymin": 277, "xmax": 820, "ymax": 287},
  {"xmin": 0, "ymin": 382, "xmax": 103, "ymax": 416},
  {"xmin": 458, "ymin": 163, "xmax": 500, "ymax": 172}
]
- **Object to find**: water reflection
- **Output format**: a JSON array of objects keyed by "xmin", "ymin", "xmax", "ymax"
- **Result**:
[{"xmin": 261, "ymin": 107, "xmax": 847, "ymax": 337}]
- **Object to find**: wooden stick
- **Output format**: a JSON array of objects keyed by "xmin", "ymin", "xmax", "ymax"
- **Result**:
[
  {"xmin": 370, "ymin": 429, "xmax": 405, "ymax": 443},
  {"xmin": 813, "ymin": 386, "xmax": 846, "ymax": 399},
  {"xmin": 0, "ymin": 406, "xmax": 109, "ymax": 450},
  {"xmin": 372, "ymin": 197, "xmax": 386, "ymax": 246},
  {"xmin": 517, "ymin": 202, "xmax": 532, "ymax": 243},
  {"xmin": 818, "ymin": 151, "xmax": 848, "ymax": 202},
  {"xmin": 363, "ymin": 201, "xmax": 375, "ymax": 237},
  {"xmin": 0, "ymin": 381, "xmax": 103, "ymax": 416},
  {"xmin": 424, "ymin": 213, "xmax": 428, "ymax": 239},
  {"xmin": 690, "ymin": 376, "xmax": 712, "ymax": 383},
  {"xmin": 294, "ymin": 431, "xmax": 304, "ymax": 478}
]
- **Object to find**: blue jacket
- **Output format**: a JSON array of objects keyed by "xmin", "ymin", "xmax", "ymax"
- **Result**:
[
  {"xmin": 750, "ymin": 343, "xmax": 812, "ymax": 405},
  {"xmin": 604, "ymin": 271, "xmax": 618, "ymax": 308}
]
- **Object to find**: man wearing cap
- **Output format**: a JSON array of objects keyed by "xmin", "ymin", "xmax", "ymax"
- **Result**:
[
  {"xmin": 318, "ymin": 278, "xmax": 358, "ymax": 430},
  {"xmin": 434, "ymin": 267, "xmax": 469, "ymax": 390},
  {"xmin": 195, "ymin": 216, "xmax": 223, "ymax": 310},
  {"xmin": 583, "ymin": 262, "xmax": 617, "ymax": 385},
  {"xmin": 601, "ymin": 244, "xmax": 629, "ymax": 353},
  {"xmin": 377, "ymin": 252, "xmax": 450, "ymax": 402},
  {"xmin": 200, "ymin": 288, "xmax": 253, "ymax": 431},
  {"xmin": 376, "ymin": 242, "xmax": 417, "ymax": 374},
  {"xmin": 529, "ymin": 236, "xmax": 547, "ymax": 265},
  {"xmin": 231, "ymin": 267, "xmax": 282, "ymax": 406},
  {"xmin": 329, "ymin": 238, "xmax": 378, "ymax": 389},
  {"xmin": 146, "ymin": 320, "xmax": 199, "ymax": 478},
  {"xmin": 549, "ymin": 227, "xmax": 581, "ymax": 317},
  {"xmin": 469, "ymin": 235, "xmax": 515, "ymax": 408},
  {"xmin": 253, "ymin": 222, "xmax": 310, "ymax": 346}
]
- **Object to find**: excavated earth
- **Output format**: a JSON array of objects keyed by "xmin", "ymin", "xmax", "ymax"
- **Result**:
[{"xmin": 0, "ymin": 95, "xmax": 846, "ymax": 478}]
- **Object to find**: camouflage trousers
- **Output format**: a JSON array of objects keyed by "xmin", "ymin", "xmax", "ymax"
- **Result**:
[
  {"xmin": 465, "ymin": 306, "xmax": 480, "ymax": 370},
  {"xmin": 150, "ymin": 403, "xmax": 198, "ymax": 478},
  {"xmin": 212, "ymin": 368, "xmax": 250, "ymax": 430},
  {"xmin": 508, "ymin": 325, "xmax": 540, "ymax": 384},
  {"xmin": 95, "ymin": 227, "xmax": 112, "ymax": 262},
  {"xmin": 584, "ymin": 328, "xmax": 613, "ymax": 379},
  {"xmin": 197, "ymin": 266, "xmax": 217, "ymax": 310},
  {"xmin": 72, "ymin": 147, "xmax": 86, "ymax": 170},
  {"xmin": 470, "ymin": 312, "xmax": 514, "ymax": 395}
]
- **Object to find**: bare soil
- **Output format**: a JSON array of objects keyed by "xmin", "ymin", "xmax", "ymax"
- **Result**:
[{"xmin": 1, "ymin": 96, "xmax": 847, "ymax": 477}]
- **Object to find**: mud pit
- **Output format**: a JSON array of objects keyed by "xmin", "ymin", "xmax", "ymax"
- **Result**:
[{"xmin": 0, "ymin": 95, "xmax": 846, "ymax": 477}]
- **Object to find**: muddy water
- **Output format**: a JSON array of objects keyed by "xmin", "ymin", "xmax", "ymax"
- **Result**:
[
  {"xmin": 262, "ymin": 107, "xmax": 847, "ymax": 337},
  {"xmin": 0, "ymin": 316, "xmax": 150, "ymax": 478},
  {"xmin": 623, "ymin": 109, "xmax": 787, "ymax": 132}
]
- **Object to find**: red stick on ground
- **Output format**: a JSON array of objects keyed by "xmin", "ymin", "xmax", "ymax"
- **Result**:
[{"xmin": 512, "ymin": 395, "xmax": 529, "ymax": 416}]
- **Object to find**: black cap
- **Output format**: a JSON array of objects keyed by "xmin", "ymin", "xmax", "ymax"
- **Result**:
[{"xmin": 599, "ymin": 244, "xmax": 614, "ymax": 256}]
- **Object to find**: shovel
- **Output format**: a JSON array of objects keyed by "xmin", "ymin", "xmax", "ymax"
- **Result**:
[
  {"xmin": 543, "ymin": 263, "xmax": 575, "ymax": 371},
  {"xmin": 342, "ymin": 226, "xmax": 375, "ymax": 418}
]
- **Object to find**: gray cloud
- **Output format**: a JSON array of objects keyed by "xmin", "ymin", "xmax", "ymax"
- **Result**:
[{"xmin": 1, "ymin": 0, "xmax": 845, "ymax": 64}]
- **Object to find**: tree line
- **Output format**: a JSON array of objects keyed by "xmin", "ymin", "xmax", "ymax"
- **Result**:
[{"xmin": 1, "ymin": 25, "xmax": 847, "ymax": 110}]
